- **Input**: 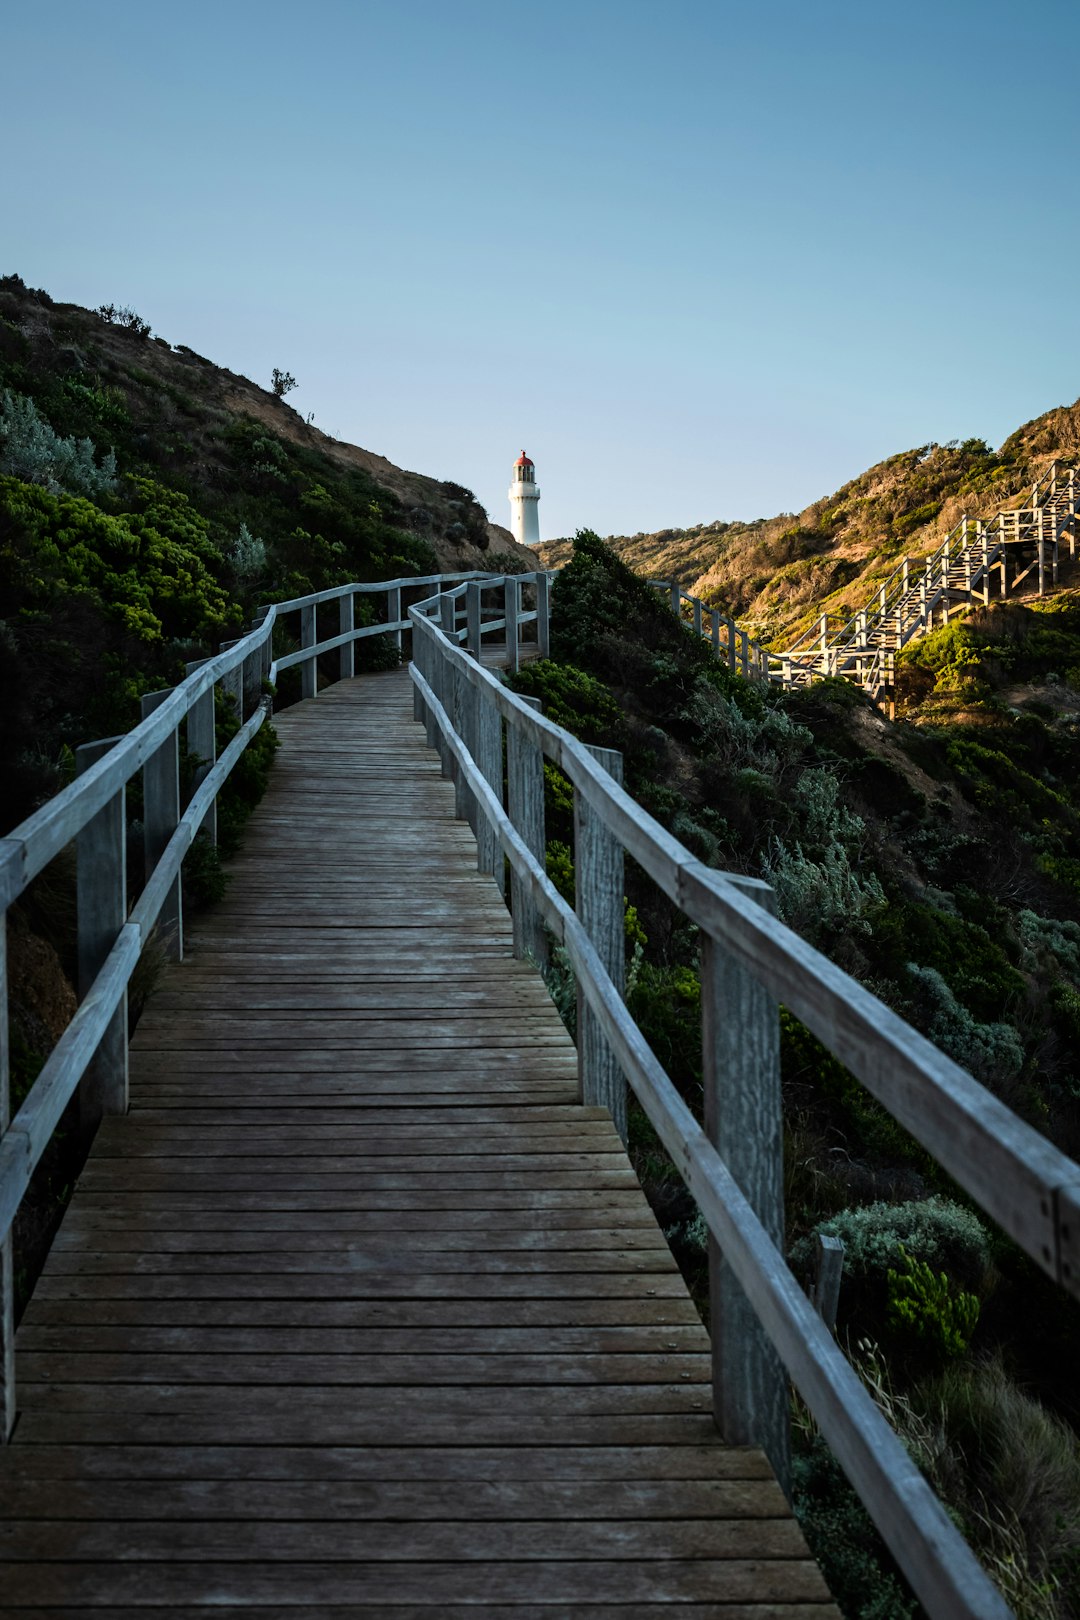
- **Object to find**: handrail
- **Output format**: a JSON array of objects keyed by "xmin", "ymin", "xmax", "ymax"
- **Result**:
[{"xmin": 408, "ymin": 585, "xmax": 1080, "ymax": 1616}]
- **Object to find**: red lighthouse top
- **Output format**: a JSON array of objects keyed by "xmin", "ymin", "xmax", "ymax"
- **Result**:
[{"xmin": 515, "ymin": 450, "xmax": 533, "ymax": 466}]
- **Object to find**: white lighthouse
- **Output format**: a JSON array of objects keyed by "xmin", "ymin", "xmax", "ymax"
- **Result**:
[{"xmin": 508, "ymin": 450, "xmax": 541, "ymax": 549}]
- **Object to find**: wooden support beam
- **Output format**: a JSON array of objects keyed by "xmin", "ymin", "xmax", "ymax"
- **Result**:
[
  {"xmin": 475, "ymin": 691, "xmax": 504, "ymax": 896},
  {"xmin": 75, "ymin": 737, "xmax": 128, "ymax": 1133},
  {"xmin": 140, "ymin": 690, "xmax": 182, "ymax": 962},
  {"xmin": 575, "ymin": 745, "xmax": 626, "ymax": 1142},
  {"xmin": 387, "ymin": 584, "xmax": 402, "ymax": 658},
  {"xmin": 219, "ymin": 639, "xmax": 242, "ymax": 721},
  {"xmin": 693, "ymin": 597, "xmax": 703, "ymax": 636},
  {"xmin": 507, "ymin": 694, "xmax": 546, "ymax": 967},
  {"xmin": 300, "ymin": 601, "xmax": 317, "ymax": 700},
  {"xmin": 505, "ymin": 577, "xmax": 520, "ymax": 673},
  {"xmin": 466, "ymin": 582, "xmax": 483, "ymax": 662},
  {"xmin": 811, "ymin": 1233, "xmax": 844, "ymax": 1331},
  {"xmin": 536, "ymin": 572, "xmax": 551, "ymax": 659},
  {"xmin": 185, "ymin": 659, "xmax": 217, "ymax": 847},
  {"xmin": 700, "ymin": 881, "xmax": 788, "ymax": 1495},
  {"xmin": 338, "ymin": 592, "xmax": 354, "ymax": 682}
]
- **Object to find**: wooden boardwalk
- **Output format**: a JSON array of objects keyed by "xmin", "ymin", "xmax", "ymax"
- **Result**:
[{"xmin": 0, "ymin": 667, "xmax": 835, "ymax": 1614}]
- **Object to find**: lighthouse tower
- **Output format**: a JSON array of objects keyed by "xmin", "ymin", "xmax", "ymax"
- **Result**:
[{"xmin": 508, "ymin": 450, "xmax": 541, "ymax": 549}]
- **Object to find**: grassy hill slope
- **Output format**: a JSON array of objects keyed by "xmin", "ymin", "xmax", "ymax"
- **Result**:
[{"xmin": 544, "ymin": 403, "xmax": 1080, "ymax": 648}]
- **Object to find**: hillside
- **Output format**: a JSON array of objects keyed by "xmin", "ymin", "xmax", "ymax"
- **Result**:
[
  {"xmin": 544, "ymin": 402, "xmax": 1080, "ymax": 647},
  {"xmin": 0, "ymin": 272, "xmax": 534, "ymax": 831}
]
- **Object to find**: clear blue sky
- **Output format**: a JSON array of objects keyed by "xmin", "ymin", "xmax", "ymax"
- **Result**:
[{"xmin": 4, "ymin": 0, "xmax": 1079, "ymax": 540}]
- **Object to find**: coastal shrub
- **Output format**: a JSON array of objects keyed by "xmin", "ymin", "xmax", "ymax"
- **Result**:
[
  {"xmin": 507, "ymin": 659, "xmax": 624, "ymax": 747},
  {"xmin": 789, "ymin": 1197, "xmax": 991, "ymax": 1296},
  {"xmin": 905, "ymin": 964, "xmax": 1024, "ymax": 1090},
  {"xmin": 226, "ymin": 522, "xmax": 268, "ymax": 580},
  {"xmin": 873, "ymin": 901, "xmax": 1024, "ymax": 1022},
  {"xmin": 0, "ymin": 475, "xmax": 232, "ymax": 643},
  {"xmin": 886, "ymin": 1246, "xmax": 980, "ymax": 1361},
  {"xmin": 761, "ymin": 835, "xmax": 884, "ymax": 943},
  {"xmin": 1017, "ymin": 909, "xmax": 1080, "ymax": 978},
  {"xmin": 0, "ymin": 390, "xmax": 117, "ymax": 496}
]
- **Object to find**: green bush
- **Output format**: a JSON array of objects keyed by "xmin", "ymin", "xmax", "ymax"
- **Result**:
[{"xmin": 886, "ymin": 1245, "xmax": 980, "ymax": 1361}]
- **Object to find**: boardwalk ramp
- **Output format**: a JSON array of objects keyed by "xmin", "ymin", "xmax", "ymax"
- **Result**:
[{"xmin": 1, "ymin": 667, "xmax": 834, "ymax": 1613}]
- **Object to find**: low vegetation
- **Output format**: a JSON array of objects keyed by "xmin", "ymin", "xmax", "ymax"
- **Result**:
[{"xmin": 512, "ymin": 531, "xmax": 1080, "ymax": 1618}]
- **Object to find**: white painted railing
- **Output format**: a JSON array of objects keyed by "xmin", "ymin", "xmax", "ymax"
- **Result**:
[{"xmin": 410, "ymin": 579, "xmax": 1080, "ymax": 1620}]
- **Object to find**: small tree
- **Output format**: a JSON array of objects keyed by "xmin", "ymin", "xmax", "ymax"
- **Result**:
[{"xmin": 271, "ymin": 368, "xmax": 297, "ymax": 398}]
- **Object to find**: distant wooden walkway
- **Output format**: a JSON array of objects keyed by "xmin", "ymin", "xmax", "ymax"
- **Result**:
[{"xmin": 0, "ymin": 666, "xmax": 834, "ymax": 1613}]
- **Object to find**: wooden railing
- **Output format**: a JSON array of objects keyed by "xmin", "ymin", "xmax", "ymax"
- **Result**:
[
  {"xmin": 409, "ymin": 576, "xmax": 1080, "ymax": 1620},
  {"xmin": 650, "ymin": 580, "xmax": 771, "ymax": 679},
  {"xmin": 0, "ymin": 566, "xmax": 549, "ymax": 1443}
]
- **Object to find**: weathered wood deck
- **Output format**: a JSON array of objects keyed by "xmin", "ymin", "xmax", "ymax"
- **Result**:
[{"xmin": 0, "ymin": 666, "xmax": 835, "ymax": 1614}]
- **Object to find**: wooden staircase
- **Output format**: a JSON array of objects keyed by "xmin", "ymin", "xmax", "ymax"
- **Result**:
[{"xmin": 777, "ymin": 460, "xmax": 1079, "ymax": 698}]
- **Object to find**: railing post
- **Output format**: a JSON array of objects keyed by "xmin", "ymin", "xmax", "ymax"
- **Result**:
[
  {"xmin": 475, "ymin": 689, "xmax": 505, "ymax": 896},
  {"xmin": 300, "ymin": 601, "xmax": 317, "ymax": 700},
  {"xmin": 505, "ymin": 577, "xmax": 520, "ymax": 673},
  {"xmin": 140, "ymin": 690, "xmax": 183, "ymax": 962},
  {"xmin": 739, "ymin": 629, "xmax": 750, "ymax": 676},
  {"xmin": 507, "ymin": 695, "xmax": 546, "ymax": 967},
  {"xmin": 243, "ymin": 628, "xmax": 262, "ymax": 717},
  {"xmin": 1, "ymin": 913, "xmax": 13, "ymax": 1442},
  {"xmin": 670, "ymin": 581, "xmax": 681, "ymax": 621},
  {"xmin": 437, "ymin": 597, "xmax": 458, "ymax": 781},
  {"xmin": 466, "ymin": 581, "xmax": 483, "ymax": 661},
  {"xmin": 75, "ymin": 737, "xmax": 129, "ymax": 1133},
  {"xmin": 727, "ymin": 620, "xmax": 737, "ymax": 673},
  {"xmin": 574, "ymin": 745, "xmax": 627, "ymax": 1143},
  {"xmin": 387, "ymin": 584, "xmax": 402, "ymax": 660},
  {"xmin": 536, "ymin": 572, "xmax": 551, "ymax": 659},
  {"xmin": 220, "ymin": 639, "xmax": 242, "ymax": 721},
  {"xmin": 185, "ymin": 659, "xmax": 217, "ymax": 847},
  {"xmin": 700, "ymin": 879, "xmax": 789, "ymax": 1494},
  {"xmin": 693, "ymin": 598, "xmax": 703, "ymax": 636},
  {"xmin": 711, "ymin": 610, "xmax": 721, "ymax": 657},
  {"xmin": 339, "ymin": 590, "xmax": 355, "ymax": 682},
  {"xmin": 454, "ymin": 665, "xmax": 479, "ymax": 832},
  {"xmin": 811, "ymin": 1234, "xmax": 845, "ymax": 1331}
]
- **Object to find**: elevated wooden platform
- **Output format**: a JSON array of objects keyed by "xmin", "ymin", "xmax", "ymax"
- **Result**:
[{"xmin": 0, "ymin": 667, "xmax": 835, "ymax": 1613}]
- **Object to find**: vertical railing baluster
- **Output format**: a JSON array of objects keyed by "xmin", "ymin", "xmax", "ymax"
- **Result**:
[
  {"xmin": 575, "ymin": 745, "xmax": 627, "ymax": 1142},
  {"xmin": 75, "ymin": 738, "xmax": 128, "ymax": 1133},
  {"xmin": 0, "ymin": 911, "xmax": 13, "ymax": 1441},
  {"xmin": 727, "ymin": 619, "xmax": 737, "ymax": 673},
  {"xmin": 507, "ymin": 696, "xmax": 546, "ymax": 967},
  {"xmin": 300, "ymin": 601, "xmax": 317, "ymax": 700},
  {"xmin": 457, "ymin": 667, "xmax": 479, "ymax": 833},
  {"xmin": 700, "ymin": 879, "xmax": 788, "ymax": 1493},
  {"xmin": 438, "ymin": 597, "xmax": 458, "ymax": 782},
  {"xmin": 243, "ymin": 628, "xmax": 262, "ymax": 718},
  {"xmin": 506, "ymin": 577, "xmax": 520, "ymax": 673},
  {"xmin": 387, "ymin": 584, "xmax": 402, "ymax": 661},
  {"xmin": 185, "ymin": 659, "xmax": 217, "ymax": 847},
  {"xmin": 536, "ymin": 572, "xmax": 551, "ymax": 659},
  {"xmin": 220, "ymin": 640, "xmax": 242, "ymax": 722},
  {"xmin": 475, "ymin": 686, "xmax": 504, "ymax": 896},
  {"xmin": 339, "ymin": 590, "xmax": 355, "ymax": 682},
  {"xmin": 141, "ymin": 690, "xmax": 183, "ymax": 962},
  {"xmin": 711, "ymin": 610, "xmax": 721, "ymax": 658},
  {"xmin": 466, "ymin": 582, "xmax": 483, "ymax": 662},
  {"xmin": 693, "ymin": 598, "xmax": 703, "ymax": 636}
]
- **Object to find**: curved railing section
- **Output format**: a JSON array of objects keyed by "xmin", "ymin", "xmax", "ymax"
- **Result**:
[{"xmin": 409, "ymin": 580, "xmax": 1079, "ymax": 1620}]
